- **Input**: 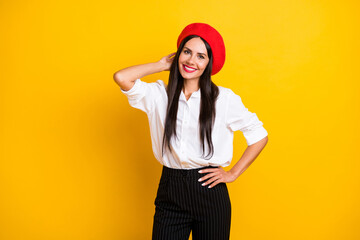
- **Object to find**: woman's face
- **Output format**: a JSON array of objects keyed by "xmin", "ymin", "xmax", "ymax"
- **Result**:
[{"xmin": 178, "ymin": 37, "xmax": 210, "ymax": 82}]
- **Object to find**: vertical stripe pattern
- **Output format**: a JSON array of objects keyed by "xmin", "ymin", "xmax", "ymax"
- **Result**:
[{"xmin": 152, "ymin": 166, "xmax": 231, "ymax": 240}]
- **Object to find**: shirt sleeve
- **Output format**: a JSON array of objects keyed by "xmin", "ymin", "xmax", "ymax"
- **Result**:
[
  {"xmin": 225, "ymin": 89, "xmax": 268, "ymax": 145},
  {"xmin": 120, "ymin": 78, "xmax": 163, "ymax": 115}
]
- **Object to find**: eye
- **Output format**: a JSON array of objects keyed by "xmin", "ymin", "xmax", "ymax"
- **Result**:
[
  {"xmin": 184, "ymin": 50, "xmax": 190, "ymax": 54},
  {"xmin": 199, "ymin": 55, "xmax": 205, "ymax": 59}
]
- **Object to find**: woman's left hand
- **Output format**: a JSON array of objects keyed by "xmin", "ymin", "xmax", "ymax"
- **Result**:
[{"xmin": 198, "ymin": 167, "xmax": 237, "ymax": 188}]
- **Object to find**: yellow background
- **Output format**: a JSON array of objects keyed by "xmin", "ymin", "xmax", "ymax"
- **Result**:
[{"xmin": 1, "ymin": 0, "xmax": 359, "ymax": 239}]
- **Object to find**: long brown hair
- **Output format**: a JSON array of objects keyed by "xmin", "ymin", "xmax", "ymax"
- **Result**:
[{"xmin": 161, "ymin": 35, "xmax": 220, "ymax": 160}]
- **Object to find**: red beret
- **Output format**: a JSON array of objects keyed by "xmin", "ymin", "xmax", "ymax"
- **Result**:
[{"xmin": 177, "ymin": 23, "xmax": 226, "ymax": 75}]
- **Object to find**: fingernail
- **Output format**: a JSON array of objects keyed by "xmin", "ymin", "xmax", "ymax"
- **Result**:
[
  {"xmin": 208, "ymin": 186, "xmax": 212, "ymax": 188},
  {"xmin": 202, "ymin": 183, "xmax": 205, "ymax": 186},
  {"xmin": 198, "ymin": 178, "xmax": 202, "ymax": 182},
  {"xmin": 198, "ymin": 170, "xmax": 202, "ymax": 173}
]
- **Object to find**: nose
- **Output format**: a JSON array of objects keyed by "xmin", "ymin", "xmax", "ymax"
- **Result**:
[{"xmin": 186, "ymin": 54, "xmax": 197, "ymax": 65}]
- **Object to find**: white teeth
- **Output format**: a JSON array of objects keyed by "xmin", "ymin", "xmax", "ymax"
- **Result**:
[{"xmin": 184, "ymin": 65, "xmax": 196, "ymax": 71}]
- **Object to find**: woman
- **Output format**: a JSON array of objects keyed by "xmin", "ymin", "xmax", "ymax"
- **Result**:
[{"xmin": 113, "ymin": 23, "xmax": 268, "ymax": 240}]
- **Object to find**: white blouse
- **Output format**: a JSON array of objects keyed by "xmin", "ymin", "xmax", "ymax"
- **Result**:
[{"xmin": 120, "ymin": 78, "xmax": 268, "ymax": 169}]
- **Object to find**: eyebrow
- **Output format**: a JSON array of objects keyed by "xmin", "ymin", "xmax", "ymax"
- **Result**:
[{"xmin": 184, "ymin": 47, "xmax": 207, "ymax": 56}]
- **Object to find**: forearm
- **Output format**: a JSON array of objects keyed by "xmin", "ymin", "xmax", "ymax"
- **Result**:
[
  {"xmin": 229, "ymin": 136, "xmax": 268, "ymax": 179},
  {"xmin": 113, "ymin": 61, "xmax": 165, "ymax": 83}
]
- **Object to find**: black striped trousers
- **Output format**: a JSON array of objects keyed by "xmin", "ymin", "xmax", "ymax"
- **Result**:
[{"xmin": 152, "ymin": 165, "xmax": 231, "ymax": 240}]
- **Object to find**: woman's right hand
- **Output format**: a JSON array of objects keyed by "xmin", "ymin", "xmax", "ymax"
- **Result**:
[{"xmin": 158, "ymin": 52, "xmax": 176, "ymax": 71}]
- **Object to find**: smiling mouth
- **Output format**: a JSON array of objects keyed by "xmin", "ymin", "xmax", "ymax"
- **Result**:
[{"xmin": 183, "ymin": 64, "xmax": 197, "ymax": 73}]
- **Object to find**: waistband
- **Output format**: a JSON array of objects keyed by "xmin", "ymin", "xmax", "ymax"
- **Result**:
[{"xmin": 162, "ymin": 165, "xmax": 219, "ymax": 178}]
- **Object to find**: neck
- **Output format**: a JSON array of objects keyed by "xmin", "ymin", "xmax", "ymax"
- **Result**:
[{"xmin": 183, "ymin": 78, "xmax": 200, "ymax": 94}]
